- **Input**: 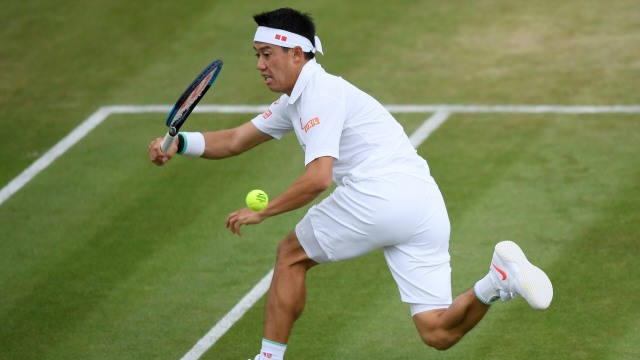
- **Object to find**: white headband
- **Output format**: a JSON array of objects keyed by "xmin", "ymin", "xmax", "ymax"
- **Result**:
[{"xmin": 254, "ymin": 26, "xmax": 323, "ymax": 55}]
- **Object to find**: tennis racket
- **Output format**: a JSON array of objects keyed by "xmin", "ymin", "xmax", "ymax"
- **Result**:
[{"xmin": 161, "ymin": 59, "xmax": 223, "ymax": 153}]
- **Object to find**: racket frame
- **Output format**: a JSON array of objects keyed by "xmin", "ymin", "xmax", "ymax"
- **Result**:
[{"xmin": 161, "ymin": 59, "xmax": 223, "ymax": 153}]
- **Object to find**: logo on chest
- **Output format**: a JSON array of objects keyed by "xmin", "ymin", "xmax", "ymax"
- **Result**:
[{"xmin": 300, "ymin": 117, "xmax": 320, "ymax": 133}]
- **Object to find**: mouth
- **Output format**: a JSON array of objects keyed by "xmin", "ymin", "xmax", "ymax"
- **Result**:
[{"xmin": 261, "ymin": 74, "xmax": 272, "ymax": 83}]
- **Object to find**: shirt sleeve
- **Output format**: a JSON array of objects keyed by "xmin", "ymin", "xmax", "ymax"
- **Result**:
[
  {"xmin": 250, "ymin": 96, "xmax": 292, "ymax": 140},
  {"xmin": 301, "ymin": 95, "xmax": 346, "ymax": 166}
]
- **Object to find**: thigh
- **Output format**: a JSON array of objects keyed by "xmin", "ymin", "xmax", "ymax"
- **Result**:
[
  {"xmin": 296, "ymin": 183, "xmax": 385, "ymax": 263},
  {"xmin": 383, "ymin": 186, "xmax": 453, "ymax": 314}
]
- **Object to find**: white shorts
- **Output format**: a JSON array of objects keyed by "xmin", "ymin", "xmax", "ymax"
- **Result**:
[{"xmin": 295, "ymin": 173, "xmax": 453, "ymax": 315}]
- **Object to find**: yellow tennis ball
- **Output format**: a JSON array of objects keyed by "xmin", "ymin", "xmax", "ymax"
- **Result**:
[{"xmin": 246, "ymin": 189, "xmax": 269, "ymax": 211}]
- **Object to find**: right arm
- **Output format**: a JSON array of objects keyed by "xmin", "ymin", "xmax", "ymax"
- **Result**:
[
  {"xmin": 148, "ymin": 121, "xmax": 272, "ymax": 166},
  {"xmin": 201, "ymin": 121, "xmax": 273, "ymax": 159}
]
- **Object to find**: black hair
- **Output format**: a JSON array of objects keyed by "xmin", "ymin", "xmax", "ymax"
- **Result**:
[{"xmin": 253, "ymin": 7, "xmax": 316, "ymax": 59}]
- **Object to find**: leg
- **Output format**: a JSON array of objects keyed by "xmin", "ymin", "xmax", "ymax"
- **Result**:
[
  {"xmin": 413, "ymin": 289, "xmax": 489, "ymax": 350},
  {"xmin": 264, "ymin": 230, "xmax": 318, "ymax": 343},
  {"xmin": 413, "ymin": 240, "xmax": 554, "ymax": 351}
]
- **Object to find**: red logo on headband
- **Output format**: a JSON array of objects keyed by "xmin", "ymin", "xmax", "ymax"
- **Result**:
[{"xmin": 275, "ymin": 34, "xmax": 288, "ymax": 42}]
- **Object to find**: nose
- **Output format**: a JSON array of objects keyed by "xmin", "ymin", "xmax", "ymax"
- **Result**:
[{"xmin": 256, "ymin": 55, "xmax": 266, "ymax": 70}]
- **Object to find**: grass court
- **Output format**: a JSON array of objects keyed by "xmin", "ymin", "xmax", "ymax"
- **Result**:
[{"xmin": 1, "ymin": 1, "xmax": 639, "ymax": 359}]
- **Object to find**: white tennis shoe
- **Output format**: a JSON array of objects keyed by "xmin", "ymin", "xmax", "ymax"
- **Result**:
[{"xmin": 490, "ymin": 240, "xmax": 553, "ymax": 309}]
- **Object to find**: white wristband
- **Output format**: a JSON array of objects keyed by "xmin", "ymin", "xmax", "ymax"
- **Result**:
[{"xmin": 178, "ymin": 132, "xmax": 205, "ymax": 157}]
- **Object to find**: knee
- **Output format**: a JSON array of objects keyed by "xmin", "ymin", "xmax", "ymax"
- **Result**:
[
  {"xmin": 413, "ymin": 310, "xmax": 461, "ymax": 351},
  {"xmin": 274, "ymin": 232, "xmax": 316, "ymax": 270},
  {"xmin": 419, "ymin": 331, "xmax": 460, "ymax": 351},
  {"xmin": 275, "ymin": 236, "xmax": 297, "ymax": 267},
  {"xmin": 415, "ymin": 317, "xmax": 459, "ymax": 350}
]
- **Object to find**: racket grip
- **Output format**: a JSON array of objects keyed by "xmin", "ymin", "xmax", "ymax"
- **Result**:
[{"xmin": 161, "ymin": 132, "xmax": 176, "ymax": 153}]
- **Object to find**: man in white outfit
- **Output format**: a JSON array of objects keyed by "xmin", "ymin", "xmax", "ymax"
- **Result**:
[{"xmin": 148, "ymin": 7, "xmax": 553, "ymax": 360}]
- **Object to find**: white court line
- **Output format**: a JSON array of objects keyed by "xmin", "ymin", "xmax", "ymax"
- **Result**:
[
  {"xmin": 105, "ymin": 104, "xmax": 640, "ymax": 114},
  {"xmin": 180, "ymin": 269, "xmax": 275, "ymax": 360},
  {"xmin": 384, "ymin": 104, "xmax": 640, "ymax": 114},
  {"xmin": 0, "ymin": 107, "xmax": 112, "ymax": 206},
  {"xmin": 409, "ymin": 110, "xmax": 451, "ymax": 147},
  {"xmin": 1, "ymin": 104, "xmax": 639, "ymax": 358}
]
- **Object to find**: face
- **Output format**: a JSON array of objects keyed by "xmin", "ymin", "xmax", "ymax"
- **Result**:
[{"xmin": 254, "ymin": 42, "xmax": 304, "ymax": 95}]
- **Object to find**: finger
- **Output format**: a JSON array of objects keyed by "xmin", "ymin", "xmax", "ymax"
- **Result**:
[
  {"xmin": 226, "ymin": 212, "xmax": 238, "ymax": 228},
  {"xmin": 150, "ymin": 139, "xmax": 171, "ymax": 166},
  {"xmin": 227, "ymin": 215, "xmax": 238, "ymax": 234},
  {"xmin": 231, "ymin": 216, "xmax": 244, "ymax": 236},
  {"xmin": 148, "ymin": 141, "xmax": 156, "ymax": 159}
]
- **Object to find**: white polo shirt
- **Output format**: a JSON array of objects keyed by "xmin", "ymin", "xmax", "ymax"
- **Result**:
[{"xmin": 251, "ymin": 59, "xmax": 433, "ymax": 186}]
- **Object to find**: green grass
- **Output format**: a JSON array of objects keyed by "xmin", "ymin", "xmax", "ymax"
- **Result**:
[{"xmin": 1, "ymin": 0, "xmax": 639, "ymax": 359}]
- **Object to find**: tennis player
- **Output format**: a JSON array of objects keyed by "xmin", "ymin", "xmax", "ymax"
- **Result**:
[{"xmin": 148, "ymin": 8, "xmax": 553, "ymax": 360}]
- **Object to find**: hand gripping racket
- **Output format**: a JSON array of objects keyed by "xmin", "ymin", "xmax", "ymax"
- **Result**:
[{"xmin": 161, "ymin": 59, "xmax": 223, "ymax": 153}]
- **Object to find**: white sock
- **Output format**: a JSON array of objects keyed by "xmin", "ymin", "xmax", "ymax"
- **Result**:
[
  {"xmin": 259, "ymin": 338, "xmax": 287, "ymax": 360},
  {"xmin": 473, "ymin": 272, "xmax": 500, "ymax": 305}
]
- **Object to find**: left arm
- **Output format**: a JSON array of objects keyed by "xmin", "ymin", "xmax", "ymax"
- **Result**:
[{"xmin": 226, "ymin": 156, "xmax": 333, "ymax": 235}]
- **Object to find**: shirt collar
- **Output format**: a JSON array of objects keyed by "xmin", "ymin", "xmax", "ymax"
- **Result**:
[{"xmin": 287, "ymin": 58, "xmax": 322, "ymax": 105}]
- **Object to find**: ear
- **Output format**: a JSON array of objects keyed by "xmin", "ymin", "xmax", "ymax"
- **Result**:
[{"xmin": 291, "ymin": 46, "xmax": 305, "ymax": 62}]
